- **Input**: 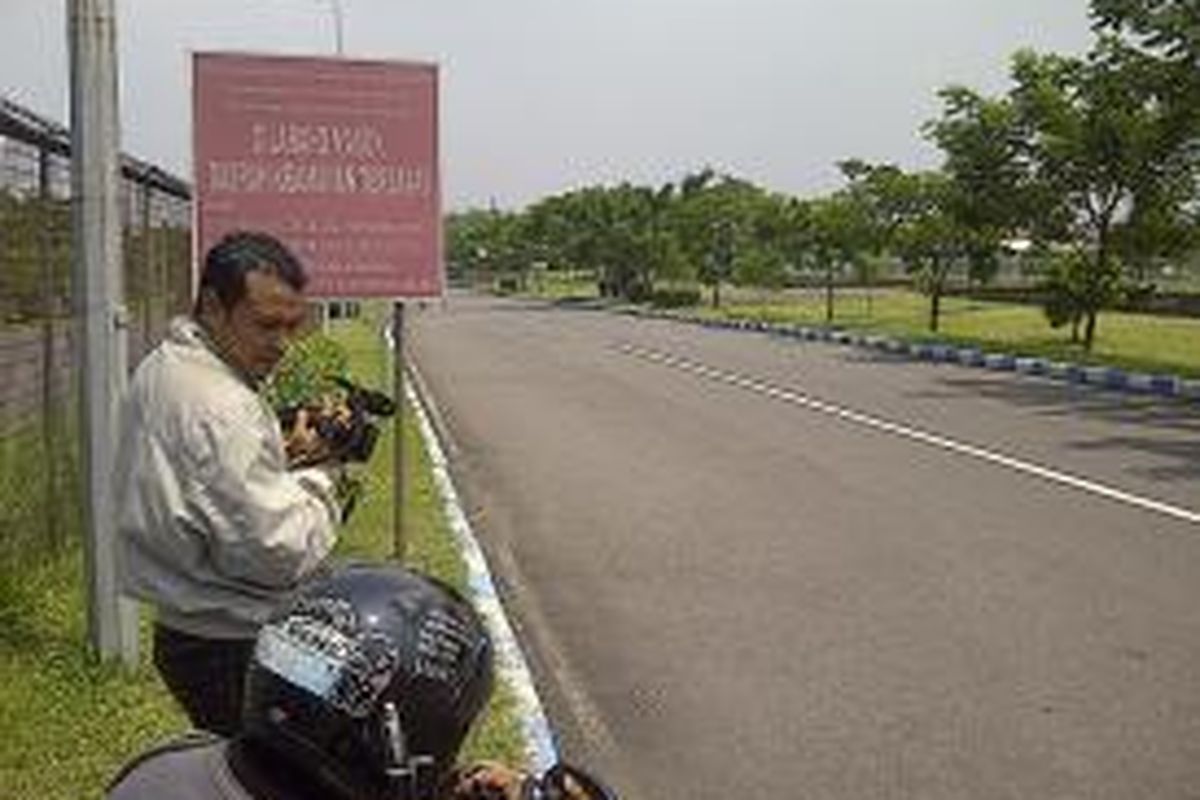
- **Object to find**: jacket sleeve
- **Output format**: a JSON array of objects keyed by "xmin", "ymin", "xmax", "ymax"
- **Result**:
[{"xmin": 187, "ymin": 407, "xmax": 340, "ymax": 591}]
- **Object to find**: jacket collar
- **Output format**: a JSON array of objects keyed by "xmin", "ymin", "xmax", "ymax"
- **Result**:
[{"xmin": 168, "ymin": 316, "xmax": 262, "ymax": 391}]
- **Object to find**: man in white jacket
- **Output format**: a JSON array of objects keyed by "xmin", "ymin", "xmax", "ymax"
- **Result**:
[{"xmin": 116, "ymin": 230, "xmax": 342, "ymax": 735}]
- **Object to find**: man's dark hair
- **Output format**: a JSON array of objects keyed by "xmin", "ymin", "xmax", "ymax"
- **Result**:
[{"xmin": 196, "ymin": 231, "xmax": 307, "ymax": 312}]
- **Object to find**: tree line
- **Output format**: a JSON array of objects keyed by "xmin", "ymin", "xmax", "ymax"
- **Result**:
[{"xmin": 448, "ymin": 0, "xmax": 1198, "ymax": 350}]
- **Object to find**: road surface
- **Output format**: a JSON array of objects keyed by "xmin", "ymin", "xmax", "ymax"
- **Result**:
[{"xmin": 409, "ymin": 294, "xmax": 1200, "ymax": 800}]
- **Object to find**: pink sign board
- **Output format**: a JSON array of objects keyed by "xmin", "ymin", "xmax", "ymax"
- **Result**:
[{"xmin": 193, "ymin": 52, "xmax": 441, "ymax": 298}]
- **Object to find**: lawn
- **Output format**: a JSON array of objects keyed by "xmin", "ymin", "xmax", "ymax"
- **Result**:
[
  {"xmin": 695, "ymin": 288, "xmax": 1200, "ymax": 379},
  {"xmin": 518, "ymin": 276, "xmax": 1200, "ymax": 378},
  {"xmin": 0, "ymin": 304, "xmax": 524, "ymax": 800}
]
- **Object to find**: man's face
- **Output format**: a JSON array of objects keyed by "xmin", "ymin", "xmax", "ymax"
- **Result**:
[{"xmin": 201, "ymin": 269, "xmax": 309, "ymax": 382}]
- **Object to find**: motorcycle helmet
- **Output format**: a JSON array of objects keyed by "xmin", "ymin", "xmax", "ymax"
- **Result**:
[{"xmin": 242, "ymin": 563, "xmax": 494, "ymax": 800}]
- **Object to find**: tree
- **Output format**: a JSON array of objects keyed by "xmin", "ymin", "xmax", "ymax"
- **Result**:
[
  {"xmin": 837, "ymin": 160, "xmax": 928, "ymax": 316},
  {"xmin": 646, "ymin": 182, "xmax": 693, "ymax": 289},
  {"xmin": 1010, "ymin": 39, "xmax": 1193, "ymax": 349},
  {"xmin": 1114, "ymin": 189, "xmax": 1198, "ymax": 284},
  {"xmin": 523, "ymin": 185, "xmax": 657, "ymax": 300},
  {"xmin": 731, "ymin": 191, "xmax": 794, "ymax": 296},
  {"xmin": 1041, "ymin": 250, "xmax": 1104, "ymax": 342},
  {"xmin": 1090, "ymin": 0, "xmax": 1200, "ymax": 64},
  {"xmin": 924, "ymin": 86, "xmax": 1028, "ymax": 288},
  {"xmin": 1091, "ymin": 0, "xmax": 1200, "ymax": 286},
  {"xmin": 804, "ymin": 193, "xmax": 870, "ymax": 324},
  {"xmin": 670, "ymin": 173, "xmax": 764, "ymax": 307},
  {"xmin": 890, "ymin": 172, "xmax": 970, "ymax": 333}
]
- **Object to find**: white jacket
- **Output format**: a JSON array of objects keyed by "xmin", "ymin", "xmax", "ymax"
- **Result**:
[{"xmin": 116, "ymin": 316, "xmax": 339, "ymax": 639}]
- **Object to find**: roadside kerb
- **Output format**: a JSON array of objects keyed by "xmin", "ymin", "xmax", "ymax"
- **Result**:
[
  {"xmin": 389, "ymin": 324, "xmax": 559, "ymax": 773},
  {"xmin": 957, "ymin": 348, "xmax": 985, "ymax": 367},
  {"xmin": 629, "ymin": 307, "xmax": 1197, "ymax": 402},
  {"xmin": 1014, "ymin": 357, "xmax": 1050, "ymax": 376}
]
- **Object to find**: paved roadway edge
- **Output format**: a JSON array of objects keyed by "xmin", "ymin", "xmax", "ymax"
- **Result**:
[{"xmin": 390, "ymin": 326, "xmax": 560, "ymax": 773}]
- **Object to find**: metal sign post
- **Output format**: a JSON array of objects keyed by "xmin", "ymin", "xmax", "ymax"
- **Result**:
[
  {"xmin": 392, "ymin": 301, "xmax": 406, "ymax": 559},
  {"xmin": 68, "ymin": 0, "xmax": 139, "ymax": 665}
]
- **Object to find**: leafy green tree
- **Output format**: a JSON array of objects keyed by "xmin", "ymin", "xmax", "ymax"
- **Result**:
[
  {"xmin": 1010, "ymin": 39, "xmax": 1192, "ymax": 349},
  {"xmin": 1114, "ymin": 190, "xmax": 1197, "ymax": 284},
  {"xmin": 837, "ymin": 160, "xmax": 928, "ymax": 315},
  {"xmin": 838, "ymin": 160, "xmax": 920, "ymax": 251},
  {"xmin": 1041, "ymin": 250, "xmax": 1107, "ymax": 342},
  {"xmin": 925, "ymin": 86, "xmax": 1028, "ymax": 289},
  {"xmin": 804, "ymin": 192, "xmax": 871, "ymax": 324},
  {"xmin": 889, "ymin": 172, "xmax": 971, "ymax": 333},
  {"xmin": 446, "ymin": 208, "xmax": 502, "ymax": 284},
  {"xmin": 730, "ymin": 191, "xmax": 794, "ymax": 294},
  {"xmin": 670, "ymin": 172, "xmax": 763, "ymax": 307},
  {"xmin": 775, "ymin": 197, "xmax": 814, "ymax": 286},
  {"xmin": 1091, "ymin": 0, "xmax": 1200, "ymax": 285},
  {"xmin": 1090, "ymin": 0, "xmax": 1200, "ymax": 65},
  {"xmin": 590, "ymin": 184, "xmax": 658, "ymax": 300}
]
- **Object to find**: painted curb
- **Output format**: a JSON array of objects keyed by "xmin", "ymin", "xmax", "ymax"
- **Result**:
[
  {"xmin": 387, "ymin": 326, "xmax": 559, "ymax": 772},
  {"xmin": 648, "ymin": 310, "xmax": 1196, "ymax": 401}
]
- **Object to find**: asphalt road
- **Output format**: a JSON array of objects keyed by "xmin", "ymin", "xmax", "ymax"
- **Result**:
[{"xmin": 408, "ymin": 293, "xmax": 1200, "ymax": 800}]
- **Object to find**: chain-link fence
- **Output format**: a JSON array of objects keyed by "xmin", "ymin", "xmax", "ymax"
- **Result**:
[{"xmin": 0, "ymin": 96, "xmax": 192, "ymax": 567}]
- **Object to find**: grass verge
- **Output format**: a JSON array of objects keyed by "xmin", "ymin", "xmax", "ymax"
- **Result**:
[
  {"xmin": 326, "ymin": 303, "xmax": 525, "ymax": 765},
  {"xmin": 0, "ymin": 304, "xmax": 524, "ymax": 800},
  {"xmin": 642, "ymin": 288, "xmax": 1200, "ymax": 379}
]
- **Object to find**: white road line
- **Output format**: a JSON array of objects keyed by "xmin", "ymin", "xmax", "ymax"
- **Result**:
[{"xmin": 621, "ymin": 343, "xmax": 1200, "ymax": 527}]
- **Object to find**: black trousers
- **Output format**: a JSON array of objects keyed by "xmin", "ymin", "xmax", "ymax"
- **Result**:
[{"xmin": 152, "ymin": 623, "xmax": 256, "ymax": 736}]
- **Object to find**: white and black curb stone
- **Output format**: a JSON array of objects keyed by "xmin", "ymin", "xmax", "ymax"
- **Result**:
[
  {"xmin": 636, "ymin": 309, "xmax": 1196, "ymax": 401},
  {"xmin": 385, "ymin": 326, "xmax": 559, "ymax": 772}
]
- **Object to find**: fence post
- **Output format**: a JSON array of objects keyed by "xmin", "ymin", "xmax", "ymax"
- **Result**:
[
  {"xmin": 140, "ymin": 182, "xmax": 152, "ymax": 355},
  {"xmin": 37, "ymin": 146, "xmax": 60, "ymax": 550}
]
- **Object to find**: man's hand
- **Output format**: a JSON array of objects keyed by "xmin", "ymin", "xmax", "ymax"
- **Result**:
[
  {"xmin": 284, "ymin": 408, "xmax": 329, "ymax": 467},
  {"xmin": 449, "ymin": 761, "xmax": 610, "ymax": 800},
  {"xmin": 284, "ymin": 397, "xmax": 358, "ymax": 467},
  {"xmin": 448, "ymin": 761, "xmax": 530, "ymax": 800}
]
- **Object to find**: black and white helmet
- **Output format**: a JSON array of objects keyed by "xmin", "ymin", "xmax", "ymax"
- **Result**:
[{"xmin": 243, "ymin": 563, "xmax": 494, "ymax": 800}]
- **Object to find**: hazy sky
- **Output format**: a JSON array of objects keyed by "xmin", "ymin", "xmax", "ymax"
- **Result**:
[{"xmin": 2, "ymin": 1, "xmax": 1095, "ymax": 210}]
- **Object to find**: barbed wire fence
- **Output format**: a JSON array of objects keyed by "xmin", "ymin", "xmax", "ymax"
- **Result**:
[{"xmin": 0, "ymin": 96, "xmax": 192, "ymax": 569}]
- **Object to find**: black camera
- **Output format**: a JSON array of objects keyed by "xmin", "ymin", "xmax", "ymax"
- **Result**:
[{"xmin": 278, "ymin": 376, "xmax": 396, "ymax": 466}]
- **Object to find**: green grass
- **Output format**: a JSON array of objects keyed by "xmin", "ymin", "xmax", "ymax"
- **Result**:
[
  {"xmin": 0, "ymin": 417, "xmax": 76, "ymax": 566},
  {"xmin": 521, "ymin": 276, "xmax": 1200, "ymax": 377},
  {"xmin": 697, "ymin": 288, "xmax": 1200, "ymax": 379},
  {"xmin": 0, "ymin": 305, "xmax": 524, "ymax": 800},
  {"xmin": 0, "ymin": 420, "xmax": 178, "ymax": 800},
  {"xmin": 327, "ymin": 303, "xmax": 525, "ymax": 766},
  {"xmin": 527, "ymin": 270, "xmax": 600, "ymax": 301},
  {"xmin": 0, "ymin": 554, "xmax": 188, "ymax": 800}
]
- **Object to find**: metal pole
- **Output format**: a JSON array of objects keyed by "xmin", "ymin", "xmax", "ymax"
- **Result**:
[
  {"xmin": 37, "ymin": 146, "xmax": 61, "ymax": 551},
  {"xmin": 328, "ymin": 0, "xmax": 345, "ymax": 56},
  {"xmin": 392, "ymin": 301, "xmax": 406, "ymax": 560},
  {"xmin": 318, "ymin": 0, "xmax": 344, "ymax": 335},
  {"xmin": 69, "ymin": 0, "xmax": 138, "ymax": 665},
  {"xmin": 141, "ymin": 183, "xmax": 152, "ymax": 355}
]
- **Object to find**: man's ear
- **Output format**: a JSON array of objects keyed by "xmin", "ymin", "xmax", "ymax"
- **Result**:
[{"xmin": 196, "ymin": 287, "xmax": 223, "ymax": 321}]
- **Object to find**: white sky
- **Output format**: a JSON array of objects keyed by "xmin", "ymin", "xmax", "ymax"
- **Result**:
[{"xmin": 1, "ymin": 1, "xmax": 1095, "ymax": 210}]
